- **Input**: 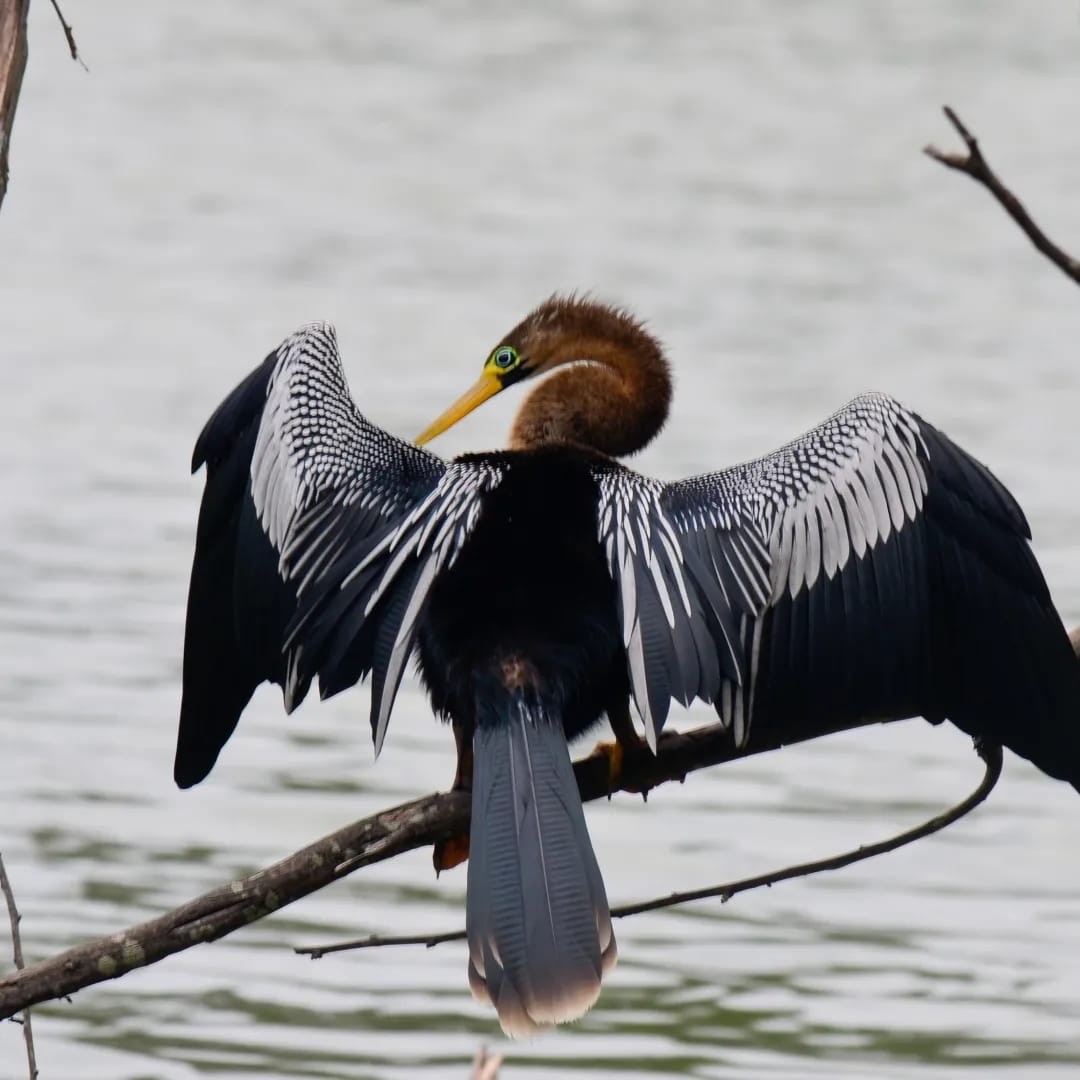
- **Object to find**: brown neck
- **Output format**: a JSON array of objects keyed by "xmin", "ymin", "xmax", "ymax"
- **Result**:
[{"xmin": 508, "ymin": 300, "xmax": 672, "ymax": 458}]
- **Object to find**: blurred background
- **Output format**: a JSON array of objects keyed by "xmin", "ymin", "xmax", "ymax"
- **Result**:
[{"xmin": 2, "ymin": 2, "xmax": 1080, "ymax": 1077}]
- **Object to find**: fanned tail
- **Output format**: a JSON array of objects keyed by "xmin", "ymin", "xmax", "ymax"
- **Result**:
[{"xmin": 466, "ymin": 694, "xmax": 617, "ymax": 1038}]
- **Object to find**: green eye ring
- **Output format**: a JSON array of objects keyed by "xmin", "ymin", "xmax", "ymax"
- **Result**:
[{"xmin": 491, "ymin": 346, "xmax": 518, "ymax": 371}]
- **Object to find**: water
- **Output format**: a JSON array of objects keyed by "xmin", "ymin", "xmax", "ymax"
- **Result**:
[{"xmin": 2, "ymin": 2, "xmax": 1080, "ymax": 1076}]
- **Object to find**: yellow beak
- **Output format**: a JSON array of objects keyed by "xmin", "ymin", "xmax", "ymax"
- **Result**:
[{"xmin": 415, "ymin": 371, "xmax": 504, "ymax": 446}]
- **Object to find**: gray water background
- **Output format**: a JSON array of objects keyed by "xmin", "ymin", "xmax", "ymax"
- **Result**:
[{"xmin": 2, "ymin": 2, "xmax": 1080, "ymax": 1077}]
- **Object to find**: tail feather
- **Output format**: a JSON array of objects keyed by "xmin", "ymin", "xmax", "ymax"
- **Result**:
[{"xmin": 467, "ymin": 696, "xmax": 616, "ymax": 1037}]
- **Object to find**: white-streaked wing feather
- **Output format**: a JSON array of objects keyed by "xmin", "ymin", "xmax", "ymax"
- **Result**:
[
  {"xmin": 596, "ymin": 393, "xmax": 933, "ymax": 749},
  {"xmin": 245, "ymin": 322, "xmax": 499, "ymax": 751}
]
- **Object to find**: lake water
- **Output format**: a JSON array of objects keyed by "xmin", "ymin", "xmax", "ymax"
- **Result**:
[{"xmin": 3, "ymin": 3, "xmax": 1080, "ymax": 1077}]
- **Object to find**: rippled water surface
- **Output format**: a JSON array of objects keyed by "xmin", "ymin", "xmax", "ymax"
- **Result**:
[{"xmin": 3, "ymin": 3, "xmax": 1080, "ymax": 1077}]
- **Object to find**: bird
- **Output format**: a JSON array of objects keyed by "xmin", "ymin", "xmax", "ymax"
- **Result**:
[{"xmin": 175, "ymin": 295, "xmax": 1080, "ymax": 1037}]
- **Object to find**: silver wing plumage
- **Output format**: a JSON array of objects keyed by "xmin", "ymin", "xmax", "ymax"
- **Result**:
[{"xmin": 596, "ymin": 392, "xmax": 1080, "ymax": 785}]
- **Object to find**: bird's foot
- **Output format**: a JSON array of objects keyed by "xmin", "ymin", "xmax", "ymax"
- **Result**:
[
  {"xmin": 433, "ymin": 832, "xmax": 470, "ymax": 875},
  {"xmin": 433, "ymin": 716, "xmax": 473, "ymax": 874},
  {"xmin": 595, "ymin": 699, "xmax": 651, "ymax": 796},
  {"xmin": 598, "ymin": 738, "xmax": 625, "ymax": 797},
  {"xmin": 591, "ymin": 735, "xmax": 650, "ymax": 797}
]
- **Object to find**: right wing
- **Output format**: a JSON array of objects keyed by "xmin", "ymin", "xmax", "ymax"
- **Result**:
[
  {"xmin": 595, "ymin": 393, "xmax": 1080, "ymax": 786},
  {"xmin": 176, "ymin": 324, "xmax": 500, "ymax": 787}
]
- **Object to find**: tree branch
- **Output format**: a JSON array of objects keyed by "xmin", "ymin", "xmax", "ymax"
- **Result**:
[
  {"xmin": 297, "ymin": 739, "xmax": 1002, "ymax": 956},
  {"xmin": 0, "ymin": 711, "xmax": 901, "ymax": 1020},
  {"xmin": 0, "ymin": 0, "xmax": 30, "ymax": 214},
  {"xmin": 925, "ymin": 105, "xmax": 1080, "ymax": 286},
  {"xmin": 1, "ymin": 630, "xmax": 1076, "ymax": 1021},
  {"xmin": 47, "ymin": 0, "xmax": 86, "ymax": 70},
  {"xmin": 471, "ymin": 1046, "xmax": 504, "ymax": 1080},
  {"xmin": 0, "ymin": 855, "xmax": 39, "ymax": 1079},
  {"xmin": 613, "ymin": 738, "xmax": 1001, "ymax": 916}
]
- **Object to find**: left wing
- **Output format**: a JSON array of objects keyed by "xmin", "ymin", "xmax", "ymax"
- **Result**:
[{"xmin": 177, "ymin": 324, "xmax": 500, "ymax": 786}]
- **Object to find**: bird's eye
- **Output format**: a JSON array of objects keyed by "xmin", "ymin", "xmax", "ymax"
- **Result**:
[{"xmin": 491, "ymin": 346, "xmax": 518, "ymax": 371}]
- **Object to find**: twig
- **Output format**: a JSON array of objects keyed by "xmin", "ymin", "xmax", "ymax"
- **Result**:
[
  {"xmin": 299, "ymin": 927, "xmax": 464, "ymax": 957},
  {"xmin": 296, "ymin": 739, "xmax": 1002, "ymax": 957},
  {"xmin": 0, "ymin": 856, "xmax": 38, "ymax": 1080},
  {"xmin": 924, "ymin": 106, "xmax": 1080, "ymax": 285},
  {"xmin": 48, "ymin": 0, "xmax": 87, "ymax": 70}
]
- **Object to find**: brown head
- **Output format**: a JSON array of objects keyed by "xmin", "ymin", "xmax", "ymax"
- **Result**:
[{"xmin": 415, "ymin": 295, "xmax": 673, "ymax": 458}]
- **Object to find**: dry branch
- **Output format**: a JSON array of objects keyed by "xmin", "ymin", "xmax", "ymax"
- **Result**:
[
  {"xmin": 0, "ymin": 0, "xmax": 88, "ymax": 216},
  {"xmin": 925, "ymin": 105, "xmax": 1080, "ymax": 286},
  {"xmin": 0, "ymin": 707, "xmax": 914, "ymax": 1020},
  {"xmin": 298, "ymin": 739, "xmax": 1002, "ymax": 957},
  {"xmin": 0, "ymin": 855, "xmax": 38, "ymax": 1079},
  {"xmin": 47, "ymin": 0, "xmax": 85, "ymax": 69},
  {"xmin": 471, "ymin": 1046, "xmax": 504, "ymax": 1080},
  {"xmin": 0, "ymin": 0, "xmax": 30, "ymax": 213}
]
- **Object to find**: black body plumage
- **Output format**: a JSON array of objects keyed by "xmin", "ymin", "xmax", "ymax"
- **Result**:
[
  {"xmin": 418, "ymin": 446, "xmax": 627, "ymax": 738},
  {"xmin": 176, "ymin": 322, "xmax": 1080, "ymax": 1036},
  {"xmin": 416, "ymin": 448, "xmax": 625, "ymax": 1032}
]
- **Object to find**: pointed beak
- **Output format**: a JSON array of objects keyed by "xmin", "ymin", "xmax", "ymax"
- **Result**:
[{"xmin": 415, "ymin": 371, "xmax": 504, "ymax": 446}]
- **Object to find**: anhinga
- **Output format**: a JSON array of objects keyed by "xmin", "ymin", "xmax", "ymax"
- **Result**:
[{"xmin": 176, "ymin": 296, "xmax": 1080, "ymax": 1036}]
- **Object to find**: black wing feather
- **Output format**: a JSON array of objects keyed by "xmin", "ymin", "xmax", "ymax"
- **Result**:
[
  {"xmin": 596, "ymin": 392, "xmax": 1080, "ymax": 788},
  {"xmin": 177, "ymin": 355, "xmax": 300, "ymax": 787},
  {"xmin": 175, "ymin": 325, "xmax": 452, "ymax": 787}
]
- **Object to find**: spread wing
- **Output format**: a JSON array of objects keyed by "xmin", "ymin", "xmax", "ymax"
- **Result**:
[
  {"xmin": 176, "ymin": 323, "xmax": 500, "ymax": 787},
  {"xmin": 596, "ymin": 392, "xmax": 1080, "ymax": 785}
]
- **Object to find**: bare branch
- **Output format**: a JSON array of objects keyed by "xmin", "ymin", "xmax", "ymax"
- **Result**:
[
  {"xmin": 298, "ymin": 927, "xmax": 463, "ymax": 956},
  {"xmin": 0, "ymin": 711, "xmax": 903, "ymax": 1020},
  {"xmin": 614, "ymin": 738, "xmax": 1001, "ymax": 917},
  {"xmin": 296, "ymin": 739, "xmax": 1002, "ymax": 957},
  {"xmin": 925, "ymin": 105, "xmax": 1080, "ymax": 286},
  {"xmin": 48, "ymin": 0, "xmax": 86, "ymax": 70},
  {"xmin": 0, "ymin": 856, "xmax": 38, "ymax": 1080},
  {"xmin": 0, "ymin": 785, "xmax": 470, "ymax": 1020},
  {"xmin": 471, "ymin": 1046, "xmax": 504, "ymax": 1080},
  {"xmin": 0, "ymin": 0, "xmax": 30, "ymax": 213}
]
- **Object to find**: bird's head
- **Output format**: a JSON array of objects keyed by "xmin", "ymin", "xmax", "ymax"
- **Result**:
[
  {"xmin": 415, "ymin": 295, "xmax": 669, "ymax": 454},
  {"xmin": 414, "ymin": 303, "xmax": 563, "ymax": 447}
]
